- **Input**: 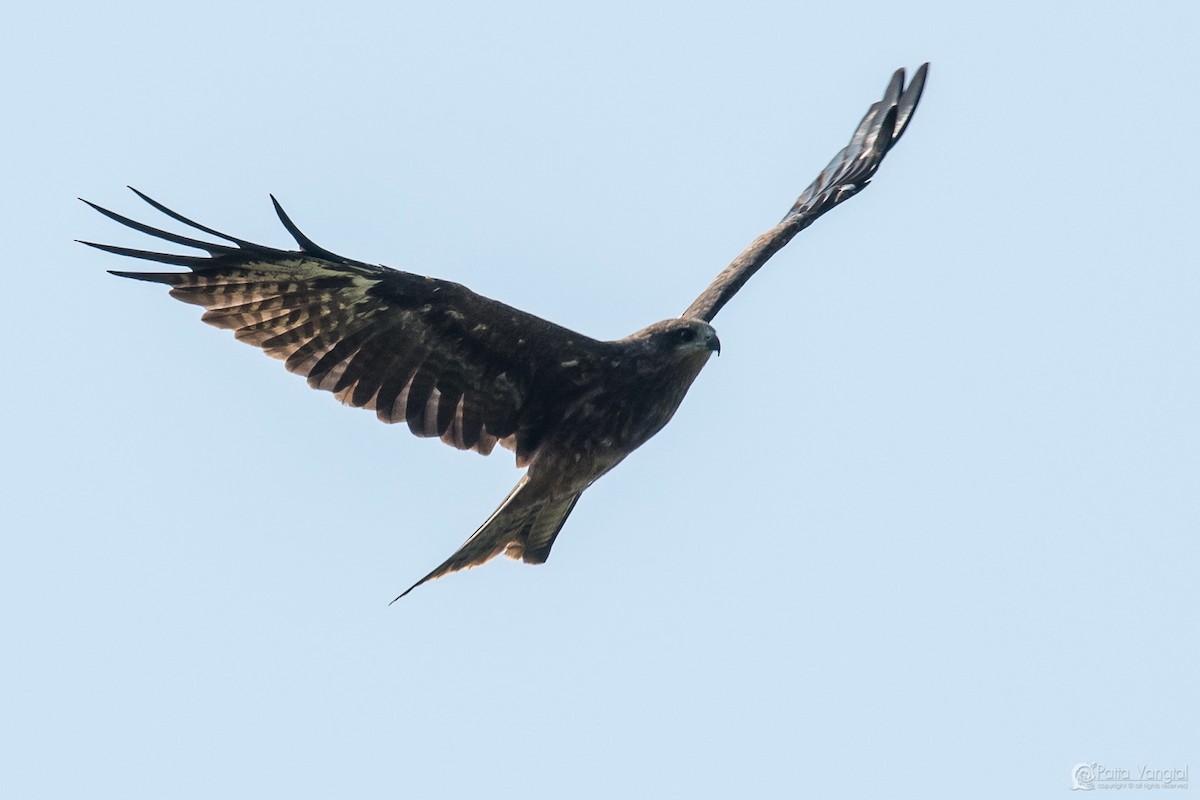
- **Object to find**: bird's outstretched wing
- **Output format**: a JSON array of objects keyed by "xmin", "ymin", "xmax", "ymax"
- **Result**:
[
  {"xmin": 682, "ymin": 63, "xmax": 928, "ymax": 323},
  {"xmin": 81, "ymin": 188, "xmax": 607, "ymax": 465}
]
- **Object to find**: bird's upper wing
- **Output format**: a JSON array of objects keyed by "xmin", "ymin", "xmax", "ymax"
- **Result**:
[
  {"xmin": 82, "ymin": 189, "xmax": 609, "ymax": 465},
  {"xmin": 681, "ymin": 63, "xmax": 928, "ymax": 323}
]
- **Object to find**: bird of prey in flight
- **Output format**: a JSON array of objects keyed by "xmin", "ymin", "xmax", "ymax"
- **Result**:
[{"xmin": 82, "ymin": 64, "xmax": 928, "ymax": 600}]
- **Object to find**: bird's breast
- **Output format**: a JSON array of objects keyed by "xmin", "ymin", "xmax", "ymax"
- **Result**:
[{"xmin": 526, "ymin": 352, "xmax": 711, "ymax": 492}]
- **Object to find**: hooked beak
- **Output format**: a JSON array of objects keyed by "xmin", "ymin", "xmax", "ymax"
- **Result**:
[{"xmin": 707, "ymin": 331, "xmax": 721, "ymax": 356}]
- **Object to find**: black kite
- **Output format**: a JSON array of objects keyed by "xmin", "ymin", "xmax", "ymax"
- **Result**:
[{"xmin": 82, "ymin": 64, "xmax": 928, "ymax": 598}]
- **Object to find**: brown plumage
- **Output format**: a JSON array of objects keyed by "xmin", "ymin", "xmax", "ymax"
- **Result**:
[{"xmin": 81, "ymin": 64, "xmax": 927, "ymax": 599}]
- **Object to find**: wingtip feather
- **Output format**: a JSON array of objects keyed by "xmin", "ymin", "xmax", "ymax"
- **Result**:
[
  {"xmin": 81, "ymin": 196, "xmax": 237, "ymax": 255},
  {"xmin": 106, "ymin": 269, "xmax": 185, "ymax": 285},
  {"xmin": 884, "ymin": 67, "xmax": 905, "ymax": 107},
  {"xmin": 270, "ymin": 195, "xmax": 347, "ymax": 262},
  {"xmin": 893, "ymin": 62, "xmax": 929, "ymax": 142},
  {"xmin": 125, "ymin": 187, "xmax": 264, "ymax": 249},
  {"xmin": 80, "ymin": 240, "xmax": 211, "ymax": 267}
]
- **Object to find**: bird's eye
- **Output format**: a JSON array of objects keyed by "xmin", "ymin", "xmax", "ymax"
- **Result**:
[{"xmin": 676, "ymin": 328, "xmax": 696, "ymax": 342}]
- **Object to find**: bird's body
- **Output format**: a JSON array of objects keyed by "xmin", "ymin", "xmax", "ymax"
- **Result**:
[
  {"xmin": 401, "ymin": 317, "xmax": 720, "ymax": 595},
  {"xmin": 83, "ymin": 64, "xmax": 928, "ymax": 598}
]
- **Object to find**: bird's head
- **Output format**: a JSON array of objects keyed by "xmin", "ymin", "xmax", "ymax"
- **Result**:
[{"xmin": 624, "ymin": 318, "xmax": 721, "ymax": 359}]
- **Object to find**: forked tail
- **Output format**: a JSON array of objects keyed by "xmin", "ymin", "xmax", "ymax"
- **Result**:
[{"xmin": 392, "ymin": 476, "xmax": 582, "ymax": 601}]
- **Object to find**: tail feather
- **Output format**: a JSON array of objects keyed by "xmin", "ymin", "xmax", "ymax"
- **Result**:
[
  {"xmin": 392, "ymin": 477, "xmax": 582, "ymax": 602},
  {"xmin": 519, "ymin": 492, "xmax": 582, "ymax": 565}
]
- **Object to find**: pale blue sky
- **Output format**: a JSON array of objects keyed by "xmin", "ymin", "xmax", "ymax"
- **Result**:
[{"xmin": 2, "ymin": 1, "xmax": 1196, "ymax": 798}]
